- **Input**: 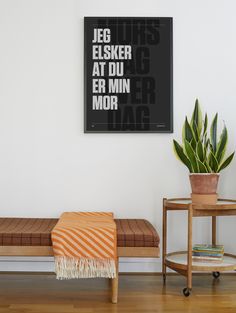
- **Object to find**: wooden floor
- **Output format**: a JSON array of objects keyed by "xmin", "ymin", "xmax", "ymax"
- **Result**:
[{"xmin": 0, "ymin": 273, "xmax": 236, "ymax": 312}]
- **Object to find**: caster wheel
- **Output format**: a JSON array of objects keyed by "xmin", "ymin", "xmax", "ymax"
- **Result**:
[
  {"xmin": 183, "ymin": 287, "xmax": 191, "ymax": 297},
  {"xmin": 213, "ymin": 271, "xmax": 220, "ymax": 278}
]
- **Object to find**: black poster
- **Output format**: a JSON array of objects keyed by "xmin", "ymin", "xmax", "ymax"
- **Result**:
[{"xmin": 84, "ymin": 17, "xmax": 173, "ymax": 133}]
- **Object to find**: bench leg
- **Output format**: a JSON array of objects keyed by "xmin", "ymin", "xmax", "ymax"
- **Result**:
[{"xmin": 111, "ymin": 258, "xmax": 119, "ymax": 304}]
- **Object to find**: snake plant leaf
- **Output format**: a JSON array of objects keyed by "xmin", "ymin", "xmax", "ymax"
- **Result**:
[
  {"xmin": 203, "ymin": 113, "xmax": 208, "ymax": 135},
  {"xmin": 204, "ymin": 160, "xmax": 212, "ymax": 173},
  {"xmin": 190, "ymin": 137, "xmax": 197, "ymax": 151},
  {"xmin": 217, "ymin": 152, "xmax": 235, "ymax": 172},
  {"xmin": 173, "ymin": 140, "xmax": 192, "ymax": 172},
  {"xmin": 203, "ymin": 137, "xmax": 209, "ymax": 160},
  {"xmin": 203, "ymin": 133, "xmax": 208, "ymax": 147},
  {"xmin": 182, "ymin": 117, "xmax": 194, "ymax": 143},
  {"xmin": 191, "ymin": 99, "xmax": 203, "ymax": 135},
  {"xmin": 173, "ymin": 99, "xmax": 234, "ymax": 174},
  {"xmin": 196, "ymin": 159, "xmax": 208, "ymax": 173},
  {"xmin": 209, "ymin": 143, "xmax": 214, "ymax": 153},
  {"xmin": 210, "ymin": 113, "xmax": 218, "ymax": 153},
  {"xmin": 209, "ymin": 151, "xmax": 219, "ymax": 172},
  {"xmin": 215, "ymin": 126, "xmax": 227, "ymax": 163},
  {"xmin": 192, "ymin": 120, "xmax": 200, "ymax": 142},
  {"xmin": 184, "ymin": 140, "xmax": 199, "ymax": 172},
  {"xmin": 196, "ymin": 141, "xmax": 204, "ymax": 162}
]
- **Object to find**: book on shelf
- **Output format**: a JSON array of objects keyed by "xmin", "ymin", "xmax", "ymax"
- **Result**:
[
  {"xmin": 193, "ymin": 252, "xmax": 223, "ymax": 257},
  {"xmin": 192, "ymin": 244, "xmax": 224, "ymax": 253},
  {"xmin": 192, "ymin": 244, "xmax": 224, "ymax": 263}
]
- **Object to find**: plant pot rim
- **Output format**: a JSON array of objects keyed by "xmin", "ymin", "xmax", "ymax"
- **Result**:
[{"xmin": 189, "ymin": 173, "xmax": 220, "ymax": 176}]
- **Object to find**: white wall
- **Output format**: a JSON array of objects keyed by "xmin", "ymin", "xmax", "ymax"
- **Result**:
[{"xmin": 0, "ymin": 0, "xmax": 236, "ymax": 272}]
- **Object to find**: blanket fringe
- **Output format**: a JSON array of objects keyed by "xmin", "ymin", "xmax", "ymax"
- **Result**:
[{"xmin": 54, "ymin": 256, "xmax": 116, "ymax": 280}]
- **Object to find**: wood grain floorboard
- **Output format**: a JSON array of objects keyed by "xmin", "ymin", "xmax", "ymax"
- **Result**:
[{"xmin": 0, "ymin": 274, "xmax": 236, "ymax": 312}]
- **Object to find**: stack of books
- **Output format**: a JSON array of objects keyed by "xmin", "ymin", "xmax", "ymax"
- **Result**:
[{"xmin": 192, "ymin": 244, "xmax": 224, "ymax": 263}]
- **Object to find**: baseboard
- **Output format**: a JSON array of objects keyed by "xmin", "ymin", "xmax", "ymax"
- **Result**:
[{"xmin": 0, "ymin": 257, "xmax": 161, "ymax": 273}]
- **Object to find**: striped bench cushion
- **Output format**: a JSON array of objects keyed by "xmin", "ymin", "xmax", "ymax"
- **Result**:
[{"xmin": 0, "ymin": 218, "xmax": 159, "ymax": 247}]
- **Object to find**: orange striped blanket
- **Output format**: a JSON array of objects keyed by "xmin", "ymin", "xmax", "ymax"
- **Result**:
[{"xmin": 51, "ymin": 212, "xmax": 117, "ymax": 279}]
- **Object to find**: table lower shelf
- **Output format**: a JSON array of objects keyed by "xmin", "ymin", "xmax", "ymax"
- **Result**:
[{"xmin": 165, "ymin": 251, "xmax": 236, "ymax": 272}]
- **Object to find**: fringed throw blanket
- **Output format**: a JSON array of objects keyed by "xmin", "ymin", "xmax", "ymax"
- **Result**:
[{"xmin": 51, "ymin": 212, "xmax": 117, "ymax": 279}]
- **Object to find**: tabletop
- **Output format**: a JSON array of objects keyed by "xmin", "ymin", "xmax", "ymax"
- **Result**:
[{"xmin": 164, "ymin": 198, "xmax": 236, "ymax": 214}]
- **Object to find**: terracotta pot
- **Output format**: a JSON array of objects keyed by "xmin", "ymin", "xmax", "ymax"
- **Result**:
[
  {"xmin": 191, "ymin": 193, "xmax": 218, "ymax": 205},
  {"xmin": 189, "ymin": 173, "xmax": 219, "ymax": 194}
]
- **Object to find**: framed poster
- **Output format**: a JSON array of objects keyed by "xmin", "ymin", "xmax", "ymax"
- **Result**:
[{"xmin": 84, "ymin": 17, "xmax": 173, "ymax": 133}]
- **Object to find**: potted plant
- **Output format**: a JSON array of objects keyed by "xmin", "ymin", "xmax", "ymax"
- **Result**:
[{"xmin": 173, "ymin": 99, "xmax": 235, "ymax": 204}]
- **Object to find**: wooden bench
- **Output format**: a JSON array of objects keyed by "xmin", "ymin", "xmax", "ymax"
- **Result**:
[{"xmin": 0, "ymin": 218, "xmax": 160, "ymax": 303}]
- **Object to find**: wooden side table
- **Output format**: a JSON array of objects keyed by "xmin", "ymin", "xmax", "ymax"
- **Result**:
[{"xmin": 162, "ymin": 198, "xmax": 236, "ymax": 296}]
